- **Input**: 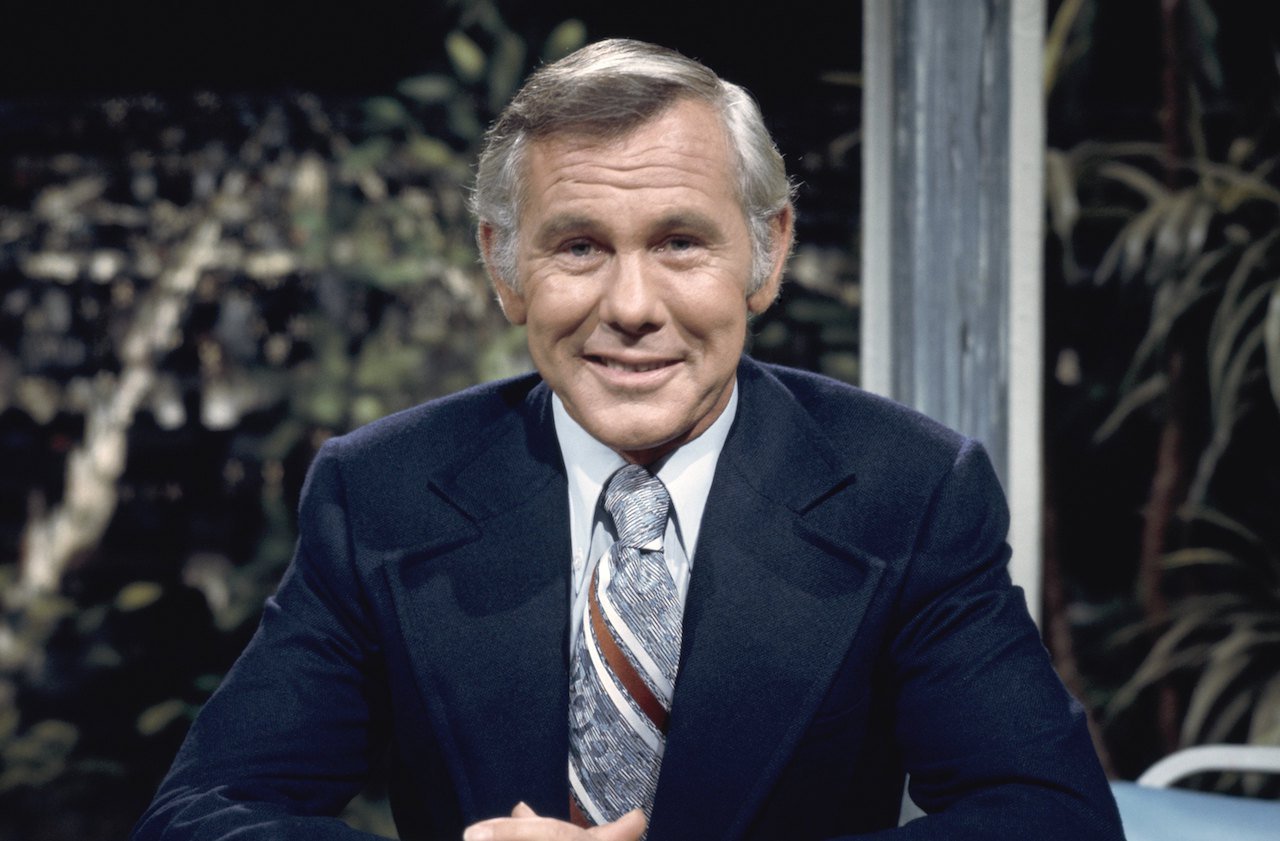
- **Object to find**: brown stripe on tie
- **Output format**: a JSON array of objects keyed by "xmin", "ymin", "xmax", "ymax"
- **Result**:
[
  {"xmin": 569, "ymin": 793, "xmax": 594, "ymax": 828},
  {"xmin": 589, "ymin": 569, "xmax": 670, "ymax": 733}
]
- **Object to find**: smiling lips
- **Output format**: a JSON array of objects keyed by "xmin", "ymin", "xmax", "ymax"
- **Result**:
[{"xmin": 585, "ymin": 354, "xmax": 678, "ymax": 375}]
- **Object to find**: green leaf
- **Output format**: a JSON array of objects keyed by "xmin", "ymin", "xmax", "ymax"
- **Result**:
[
  {"xmin": 1114, "ymin": 603, "xmax": 1232, "ymax": 699},
  {"xmin": 1186, "ymin": 0, "xmax": 1223, "ymax": 90},
  {"xmin": 194, "ymin": 674, "xmax": 223, "ymax": 695},
  {"xmin": 488, "ymin": 32, "xmax": 527, "ymax": 113},
  {"xmin": 84, "ymin": 642, "xmax": 123, "ymax": 668},
  {"xmin": 1093, "ymin": 372, "xmax": 1166, "ymax": 443},
  {"xmin": 446, "ymin": 32, "xmax": 487, "ymax": 84},
  {"xmin": 1264, "ymin": 280, "xmax": 1280, "ymax": 412},
  {"xmin": 1198, "ymin": 159, "xmax": 1280, "ymax": 209},
  {"xmin": 1148, "ymin": 190, "xmax": 1198, "ymax": 280},
  {"xmin": 364, "ymin": 96, "xmax": 410, "ymax": 132},
  {"xmin": 447, "ymin": 99, "xmax": 485, "ymax": 143},
  {"xmin": 349, "ymin": 395, "xmax": 384, "ymax": 428},
  {"xmin": 1108, "ymin": 642, "xmax": 1212, "ymax": 717},
  {"xmin": 258, "ymin": 419, "xmax": 305, "ymax": 462},
  {"xmin": 137, "ymin": 699, "xmax": 189, "ymax": 737},
  {"xmin": 1043, "ymin": 0, "xmax": 1088, "ymax": 95},
  {"xmin": 1186, "ymin": 318, "xmax": 1268, "ymax": 503},
  {"xmin": 1044, "ymin": 149, "xmax": 1080, "ymax": 244},
  {"xmin": 342, "ymin": 137, "xmax": 394, "ymax": 173},
  {"xmin": 1182, "ymin": 622, "xmax": 1280, "ymax": 742},
  {"xmin": 1206, "ymin": 234, "xmax": 1278, "ymax": 407},
  {"xmin": 354, "ymin": 342, "xmax": 427, "ymax": 391},
  {"xmin": 0, "ymin": 704, "xmax": 17, "ymax": 745},
  {"xmin": 1248, "ymin": 672, "xmax": 1280, "ymax": 747},
  {"xmin": 1178, "ymin": 504, "xmax": 1266, "ymax": 548},
  {"xmin": 1211, "ymin": 321, "xmax": 1265, "ymax": 436},
  {"xmin": 368, "ymin": 258, "xmax": 434, "ymax": 290},
  {"xmin": 1162, "ymin": 547, "xmax": 1247, "ymax": 572},
  {"xmin": 1184, "ymin": 195, "xmax": 1215, "ymax": 260},
  {"xmin": 1098, "ymin": 160, "xmax": 1168, "ymax": 203},
  {"xmin": 26, "ymin": 593, "xmax": 76, "ymax": 626},
  {"xmin": 25, "ymin": 720, "xmax": 78, "ymax": 753},
  {"xmin": 1201, "ymin": 688, "xmax": 1256, "ymax": 746},
  {"xmin": 543, "ymin": 19, "xmax": 587, "ymax": 62},
  {"xmin": 1117, "ymin": 255, "xmax": 1223, "ymax": 394},
  {"xmin": 115, "ymin": 581, "xmax": 163, "ymax": 612},
  {"xmin": 1180, "ymin": 652, "xmax": 1252, "ymax": 745},
  {"xmin": 396, "ymin": 74, "xmax": 457, "ymax": 104},
  {"xmin": 406, "ymin": 135, "xmax": 460, "ymax": 171},
  {"xmin": 296, "ymin": 383, "xmax": 347, "ymax": 427},
  {"xmin": 1095, "ymin": 200, "xmax": 1164, "ymax": 283}
]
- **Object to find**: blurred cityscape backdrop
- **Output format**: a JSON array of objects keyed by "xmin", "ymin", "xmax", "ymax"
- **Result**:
[{"xmin": 0, "ymin": 1, "xmax": 1277, "ymax": 838}]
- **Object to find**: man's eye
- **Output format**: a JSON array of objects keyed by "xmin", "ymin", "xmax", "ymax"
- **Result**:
[
  {"xmin": 663, "ymin": 237, "xmax": 696, "ymax": 252},
  {"xmin": 564, "ymin": 241, "xmax": 595, "ymax": 258}
]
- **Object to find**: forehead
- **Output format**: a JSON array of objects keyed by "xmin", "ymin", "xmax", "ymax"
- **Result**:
[{"xmin": 518, "ymin": 99, "xmax": 742, "ymax": 222}]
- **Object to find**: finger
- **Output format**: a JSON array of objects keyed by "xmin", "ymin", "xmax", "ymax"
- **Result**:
[
  {"xmin": 589, "ymin": 809, "xmax": 647, "ymax": 841},
  {"xmin": 511, "ymin": 802, "xmax": 538, "ymax": 818},
  {"xmin": 463, "ymin": 816, "xmax": 582, "ymax": 841}
]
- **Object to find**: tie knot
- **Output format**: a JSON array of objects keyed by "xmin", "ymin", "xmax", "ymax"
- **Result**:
[{"xmin": 604, "ymin": 464, "xmax": 671, "ymax": 549}]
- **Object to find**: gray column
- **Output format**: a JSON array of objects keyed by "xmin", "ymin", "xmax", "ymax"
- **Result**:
[{"xmin": 862, "ymin": 0, "xmax": 1044, "ymax": 620}]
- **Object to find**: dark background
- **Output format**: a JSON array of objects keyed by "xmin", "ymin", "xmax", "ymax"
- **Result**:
[{"xmin": 0, "ymin": 1, "xmax": 860, "ymax": 96}]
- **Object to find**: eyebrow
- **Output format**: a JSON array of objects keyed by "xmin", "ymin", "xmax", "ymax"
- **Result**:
[
  {"xmin": 652, "ymin": 212, "xmax": 723, "ymax": 241},
  {"xmin": 532, "ymin": 215, "xmax": 600, "ymax": 248},
  {"xmin": 532, "ymin": 211, "xmax": 726, "ymax": 246}
]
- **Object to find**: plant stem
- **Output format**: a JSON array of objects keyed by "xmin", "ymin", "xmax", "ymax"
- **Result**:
[{"xmin": 1142, "ymin": 352, "xmax": 1189, "ymax": 753}]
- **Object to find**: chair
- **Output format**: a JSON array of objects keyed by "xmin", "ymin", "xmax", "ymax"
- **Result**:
[{"xmin": 1111, "ymin": 744, "xmax": 1280, "ymax": 841}]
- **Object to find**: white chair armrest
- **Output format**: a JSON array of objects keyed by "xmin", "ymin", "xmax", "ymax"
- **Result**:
[{"xmin": 1137, "ymin": 744, "xmax": 1280, "ymax": 787}]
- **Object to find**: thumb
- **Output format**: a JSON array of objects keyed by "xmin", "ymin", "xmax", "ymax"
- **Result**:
[
  {"xmin": 590, "ymin": 809, "xmax": 646, "ymax": 841},
  {"xmin": 510, "ymin": 801, "xmax": 538, "ymax": 818}
]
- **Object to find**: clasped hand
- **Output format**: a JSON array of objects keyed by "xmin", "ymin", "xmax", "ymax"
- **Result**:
[{"xmin": 463, "ymin": 801, "xmax": 646, "ymax": 841}]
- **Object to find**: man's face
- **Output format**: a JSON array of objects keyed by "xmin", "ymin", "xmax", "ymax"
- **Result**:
[{"xmin": 486, "ymin": 99, "xmax": 789, "ymax": 464}]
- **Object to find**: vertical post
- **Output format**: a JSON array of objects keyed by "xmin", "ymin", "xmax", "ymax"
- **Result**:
[
  {"xmin": 861, "ymin": 0, "xmax": 1044, "ymax": 622},
  {"xmin": 1007, "ymin": 0, "xmax": 1046, "ymax": 624}
]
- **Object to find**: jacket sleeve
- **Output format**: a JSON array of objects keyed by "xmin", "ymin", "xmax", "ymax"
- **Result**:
[
  {"xmin": 132, "ymin": 439, "xmax": 393, "ymax": 841},
  {"xmin": 851, "ymin": 438, "xmax": 1123, "ymax": 840}
]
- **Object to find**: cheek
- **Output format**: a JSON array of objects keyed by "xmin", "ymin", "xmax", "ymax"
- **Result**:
[
  {"xmin": 526, "ymin": 289, "xmax": 594, "ymax": 337},
  {"xmin": 679, "ymin": 294, "xmax": 749, "ymax": 342},
  {"xmin": 525, "ymin": 311, "xmax": 596, "ymax": 371}
]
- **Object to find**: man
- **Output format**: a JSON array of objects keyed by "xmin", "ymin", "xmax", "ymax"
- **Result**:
[{"xmin": 135, "ymin": 40, "xmax": 1124, "ymax": 841}]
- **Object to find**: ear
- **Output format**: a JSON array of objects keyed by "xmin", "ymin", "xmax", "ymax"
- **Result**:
[
  {"xmin": 746, "ymin": 205, "xmax": 794, "ymax": 315},
  {"xmin": 479, "ymin": 222, "xmax": 528, "ymax": 325}
]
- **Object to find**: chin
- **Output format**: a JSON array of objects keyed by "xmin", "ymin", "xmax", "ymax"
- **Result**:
[
  {"xmin": 575, "ymin": 402, "xmax": 698, "ymax": 457},
  {"xmin": 602, "ymin": 433, "xmax": 671, "ymax": 453},
  {"xmin": 589, "ymin": 422, "xmax": 676, "ymax": 455}
]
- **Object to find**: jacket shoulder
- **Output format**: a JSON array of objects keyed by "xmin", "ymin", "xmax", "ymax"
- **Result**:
[
  {"xmin": 298, "ymin": 372, "xmax": 545, "ymax": 520},
  {"xmin": 328, "ymin": 372, "xmax": 540, "ymax": 466},
  {"xmin": 750, "ymin": 361, "xmax": 970, "ymax": 469}
]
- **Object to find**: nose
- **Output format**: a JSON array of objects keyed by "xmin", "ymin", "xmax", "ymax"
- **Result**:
[{"xmin": 599, "ymin": 253, "xmax": 664, "ymax": 336}]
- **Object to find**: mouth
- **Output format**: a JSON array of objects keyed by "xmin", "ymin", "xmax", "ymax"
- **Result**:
[{"xmin": 586, "ymin": 355, "xmax": 677, "ymax": 374}]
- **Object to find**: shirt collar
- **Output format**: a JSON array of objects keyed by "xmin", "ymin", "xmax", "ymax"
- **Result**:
[{"xmin": 552, "ymin": 381, "xmax": 738, "ymax": 560}]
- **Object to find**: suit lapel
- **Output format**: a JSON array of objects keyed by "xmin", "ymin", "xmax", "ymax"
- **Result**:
[
  {"xmin": 382, "ymin": 381, "xmax": 574, "ymax": 821},
  {"xmin": 648, "ymin": 360, "xmax": 887, "ymax": 840}
]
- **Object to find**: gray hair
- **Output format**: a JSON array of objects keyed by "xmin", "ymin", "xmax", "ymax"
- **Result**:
[{"xmin": 471, "ymin": 39, "xmax": 794, "ymax": 294}]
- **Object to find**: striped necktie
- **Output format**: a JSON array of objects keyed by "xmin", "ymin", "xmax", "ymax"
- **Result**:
[{"xmin": 568, "ymin": 464, "xmax": 680, "ymax": 828}]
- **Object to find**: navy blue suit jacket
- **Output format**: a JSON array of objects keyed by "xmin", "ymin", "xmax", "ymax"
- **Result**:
[{"xmin": 134, "ymin": 358, "xmax": 1123, "ymax": 840}]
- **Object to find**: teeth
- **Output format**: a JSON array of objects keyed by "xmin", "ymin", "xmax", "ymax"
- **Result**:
[{"xmin": 601, "ymin": 359, "xmax": 667, "ymax": 373}]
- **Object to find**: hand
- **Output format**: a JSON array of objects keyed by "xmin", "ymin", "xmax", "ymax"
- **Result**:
[{"xmin": 462, "ymin": 801, "xmax": 646, "ymax": 841}]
